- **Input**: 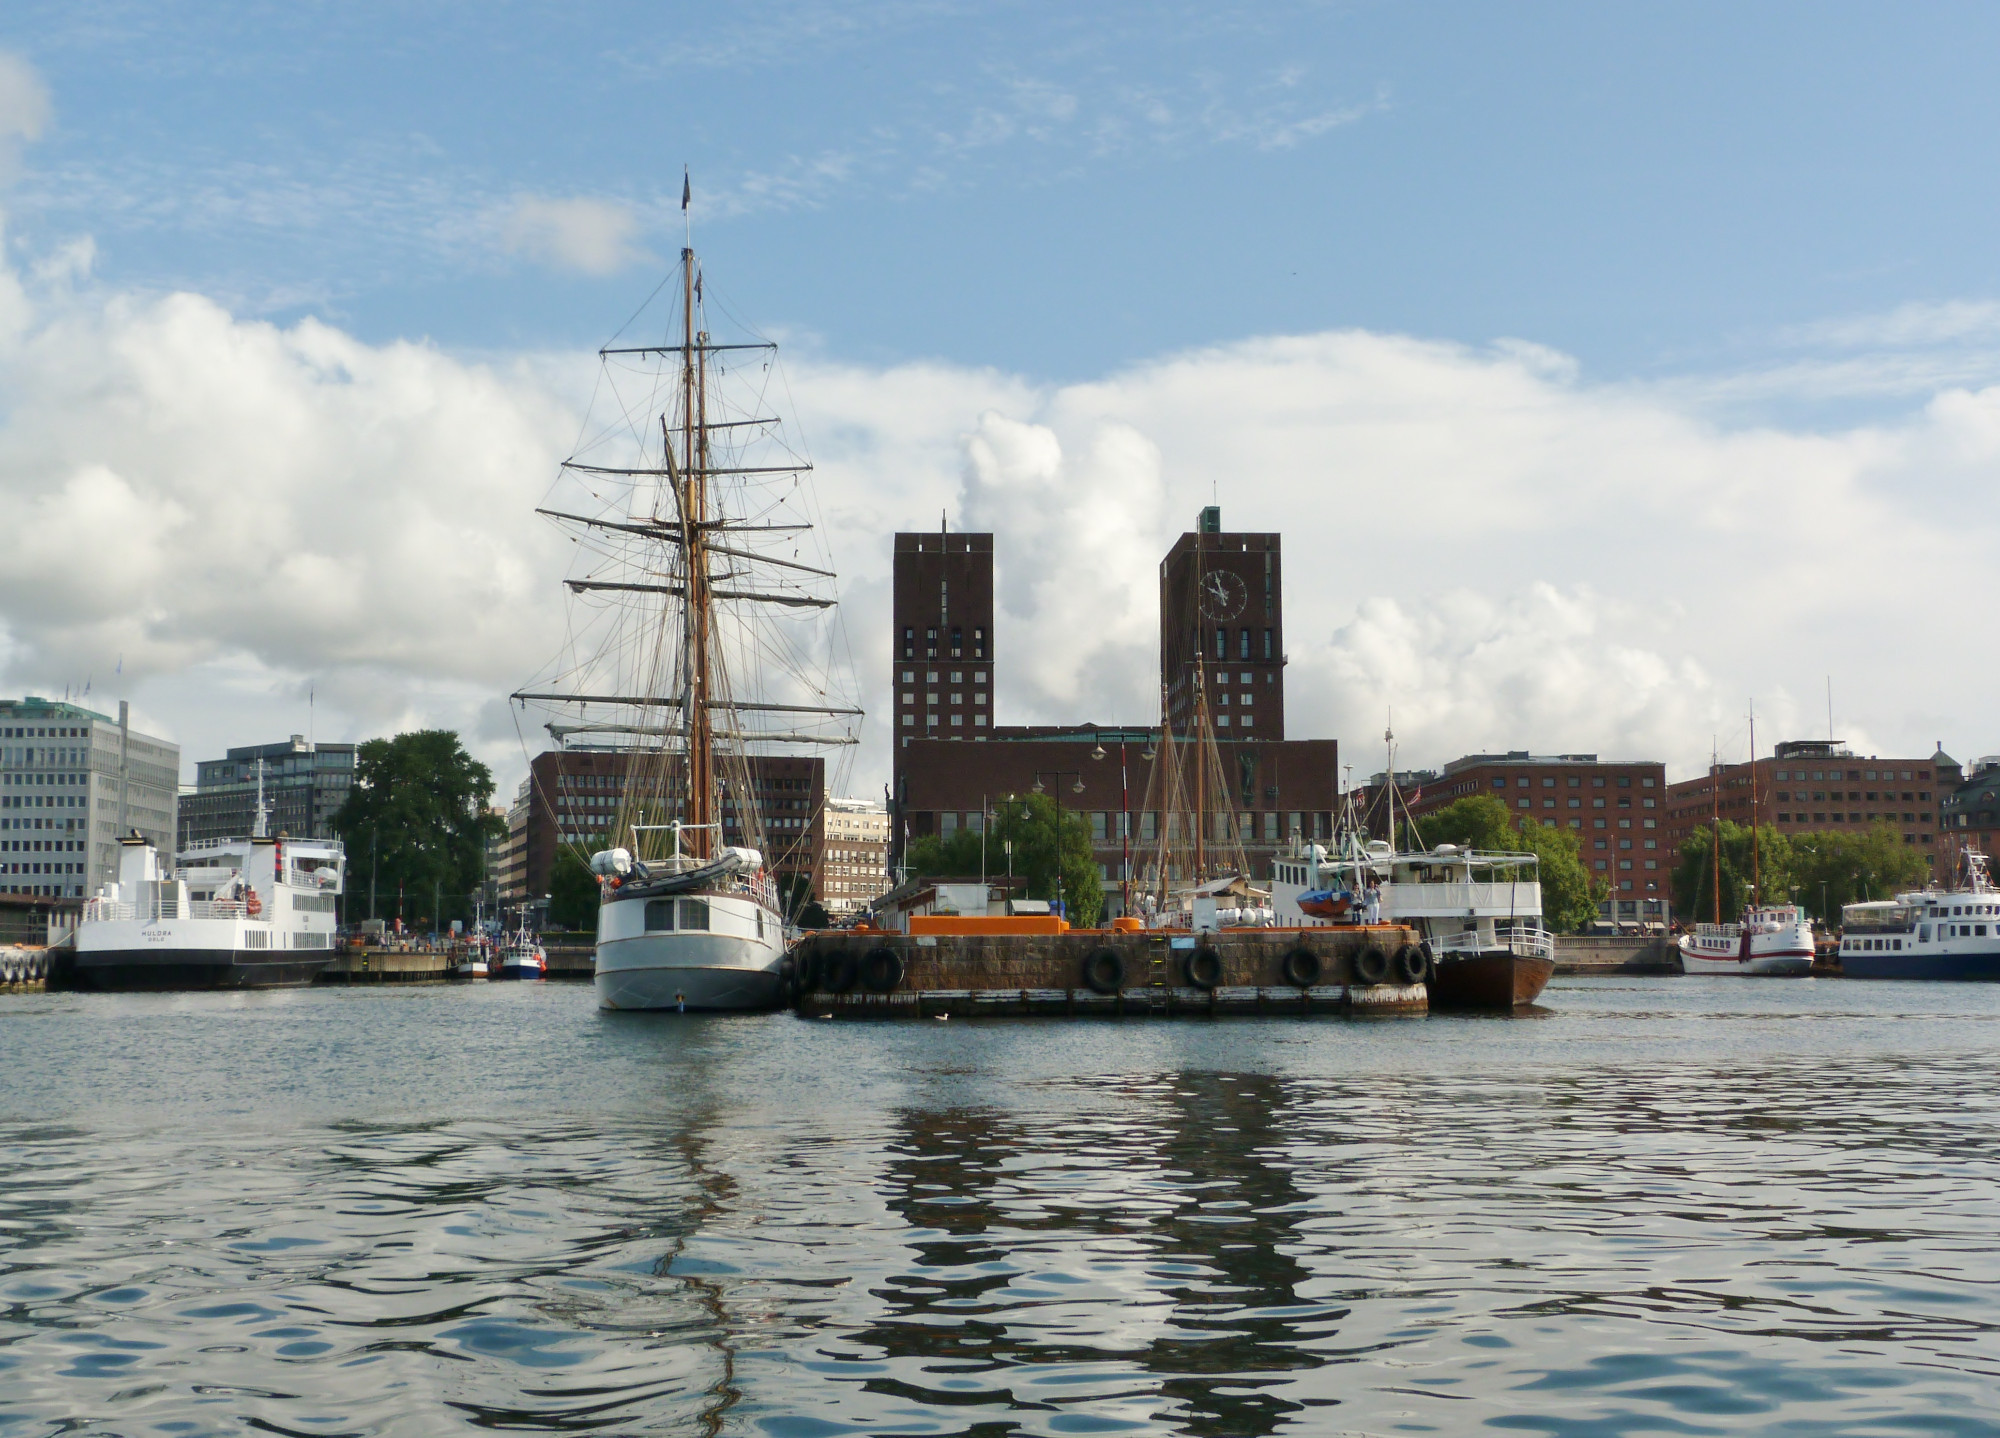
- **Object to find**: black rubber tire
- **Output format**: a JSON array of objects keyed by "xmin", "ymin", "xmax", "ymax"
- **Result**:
[
  {"xmin": 1395, "ymin": 944, "xmax": 1429, "ymax": 985},
  {"xmin": 1185, "ymin": 947, "xmax": 1224, "ymax": 991},
  {"xmin": 824, "ymin": 949, "xmax": 859, "ymax": 995},
  {"xmin": 1282, "ymin": 946, "xmax": 1322, "ymax": 988},
  {"xmin": 795, "ymin": 946, "xmax": 822, "ymax": 994},
  {"xmin": 1082, "ymin": 947, "xmax": 1125, "ymax": 995},
  {"xmin": 861, "ymin": 946, "xmax": 904, "ymax": 993},
  {"xmin": 1353, "ymin": 945, "xmax": 1390, "ymax": 986}
]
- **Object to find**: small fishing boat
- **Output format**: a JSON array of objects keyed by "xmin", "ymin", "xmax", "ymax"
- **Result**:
[{"xmin": 494, "ymin": 915, "xmax": 546, "ymax": 981}]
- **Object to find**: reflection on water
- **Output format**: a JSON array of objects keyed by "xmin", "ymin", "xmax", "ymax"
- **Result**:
[{"xmin": 2, "ymin": 980, "xmax": 2000, "ymax": 1435}]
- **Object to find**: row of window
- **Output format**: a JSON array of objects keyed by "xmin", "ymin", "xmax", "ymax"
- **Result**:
[
  {"xmin": 1210, "ymin": 627, "xmax": 1276, "ymax": 661},
  {"xmin": 902, "ymin": 669, "xmax": 988, "ymax": 686},
  {"xmin": 1497, "ymin": 775, "xmax": 1656, "ymax": 790},
  {"xmin": 1591, "ymin": 858, "xmax": 1658, "ymax": 871},
  {"xmin": 903, "ymin": 690, "xmax": 990, "ymax": 707},
  {"xmin": 931, "ymin": 810, "xmax": 1336, "ymax": 842},
  {"xmin": 1515, "ymin": 795, "xmax": 1652, "ymax": 810},
  {"xmin": 1776, "ymin": 790, "xmax": 1928, "ymax": 803},
  {"xmin": 0, "ymin": 725, "xmax": 88, "ymax": 738},
  {"xmin": 902, "ymin": 625, "xmax": 988, "ymax": 660},
  {"xmin": 3, "ymin": 861, "xmax": 79, "ymax": 875},
  {"xmin": 1779, "ymin": 768, "xmax": 1931, "ymax": 782},
  {"xmin": 905, "ymin": 713, "xmax": 991, "ymax": 729}
]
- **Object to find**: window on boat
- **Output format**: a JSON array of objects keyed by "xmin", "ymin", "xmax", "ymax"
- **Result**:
[
  {"xmin": 645, "ymin": 899, "xmax": 675, "ymax": 932},
  {"xmin": 679, "ymin": 899, "xmax": 710, "ymax": 931}
]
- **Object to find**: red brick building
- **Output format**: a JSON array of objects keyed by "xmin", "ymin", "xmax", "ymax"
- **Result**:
[
  {"xmin": 514, "ymin": 748, "xmax": 824, "ymax": 917},
  {"xmin": 1159, "ymin": 506, "xmax": 1286, "ymax": 740},
  {"xmin": 897, "ymin": 726, "xmax": 1338, "ymax": 916},
  {"xmin": 1394, "ymin": 751, "xmax": 1671, "ymax": 922},
  {"xmin": 1664, "ymin": 739, "xmax": 1958, "ymax": 873}
]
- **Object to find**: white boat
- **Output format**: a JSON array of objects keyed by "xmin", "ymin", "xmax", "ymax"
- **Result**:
[
  {"xmin": 1837, "ymin": 847, "xmax": 2000, "ymax": 980},
  {"xmin": 73, "ymin": 832, "xmax": 343, "ymax": 989},
  {"xmin": 1678, "ymin": 906, "xmax": 1815, "ymax": 975},
  {"xmin": 1679, "ymin": 715, "xmax": 1813, "ymax": 976},
  {"xmin": 514, "ymin": 213, "xmax": 860, "ymax": 1012},
  {"xmin": 450, "ymin": 938, "xmax": 491, "ymax": 979},
  {"xmin": 1272, "ymin": 831, "xmax": 1556, "ymax": 1006}
]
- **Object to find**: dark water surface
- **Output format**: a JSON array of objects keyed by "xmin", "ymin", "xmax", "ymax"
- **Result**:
[{"xmin": 3, "ymin": 978, "xmax": 1998, "ymax": 1436}]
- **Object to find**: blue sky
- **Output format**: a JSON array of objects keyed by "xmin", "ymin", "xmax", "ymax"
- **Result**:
[
  {"xmin": 4, "ymin": 3, "xmax": 2000, "ymax": 792},
  {"xmin": 8, "ymin": 2, "xmax": 1999, "ymax": 391}
]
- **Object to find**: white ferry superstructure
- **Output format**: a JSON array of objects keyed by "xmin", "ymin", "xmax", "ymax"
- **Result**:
[{"xmin": 73, "ymin": 832, "xmax": 343, "ymax": 988}]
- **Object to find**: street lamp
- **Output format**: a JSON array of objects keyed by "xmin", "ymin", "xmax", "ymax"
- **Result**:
[{"xmin": 1033, "ymin": 768, "xmax": 1086, "ymax": 916}]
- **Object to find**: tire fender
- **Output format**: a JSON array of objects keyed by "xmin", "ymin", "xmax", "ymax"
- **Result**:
[
  {"xmin": 1082, "ymin": 947, "xmax": 1125, "ymax": 995},
  {"xmin": 1185, "ymin": 947, "xmax": 1223, "ymax": 991},
  {"xmin": 1281, "ymin": 946, "xmax": 1322, "ymax": 988},
  {"xmin": 1353, "ymin": 944, "xmax": 1390, "ymax": 986}
]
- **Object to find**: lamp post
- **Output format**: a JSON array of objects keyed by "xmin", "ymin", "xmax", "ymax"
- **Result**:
[{"xmin": 1032, "ymin": 769, "xmax": 1086, "ymax": 916}]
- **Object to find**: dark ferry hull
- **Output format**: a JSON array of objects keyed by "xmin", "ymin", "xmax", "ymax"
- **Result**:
[
  {"xmin": 1428, "ymin": 950, "xmax": 1555, "ymax": 1009},
  {"xmin": 1841, "ymin": 952, "xmax": 2000, "ymax": 981},
  {"xmin": 70, "ymin": 947, "xmax": 331, "ymax": 990}
]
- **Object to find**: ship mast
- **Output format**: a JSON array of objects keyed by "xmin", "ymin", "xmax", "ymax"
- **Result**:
[
  {"xmin": 680, "ymin": 245, "xmax": 716, "ymax": 859},
  {"xmin": 1747, "ymin": 702, "xmax": 1760, "ymax": 909},
  {"xmin": 1709, "ymin": 739, "xmax": 1721, "ymax": 926}
]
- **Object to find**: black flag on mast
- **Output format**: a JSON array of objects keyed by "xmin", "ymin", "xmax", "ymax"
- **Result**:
[{"xmin": 681, "ymin": 169, "xmax": 690, "ymax": 211}]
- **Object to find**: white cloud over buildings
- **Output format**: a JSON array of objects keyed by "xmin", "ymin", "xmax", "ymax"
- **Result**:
[{"xmin": 0, "ymin": 223, "xmax": 1993, "ymax": 793}]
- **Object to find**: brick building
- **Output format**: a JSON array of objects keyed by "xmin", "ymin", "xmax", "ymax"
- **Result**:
[
  {"xmin": 1664, "ymin": 740, "xmax": 1956, "ymax": 873},
  {"xmin": 898, "ymin": 727, "xmax": 1339, "ymax": 916},
  {"xmin": 512, "ymin": 748, "xmax": 825, "ymax": 918},
  {"xmin": 1397, "ymin": 751, "xmax": 1671, "ymax": 922},
  {"xmin": 891, "ymin": 529, "xmax": 995, "ymax": 789},
  {"xmin": 888, "ymin": 507, "xmax": 1336, "ymax": 904},
  {"xmin": 1159, "ymin": 506, "xmax": 1286, "ymax": 740}
]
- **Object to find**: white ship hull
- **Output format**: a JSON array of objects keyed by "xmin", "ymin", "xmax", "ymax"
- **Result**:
[
  {"xmin": 1678, "ymin": 918, "xmax": 1814, "ymax": 976},
  {"xmin": 594, "ymin": 888, "xmax": 785, "ymax": 1011}
]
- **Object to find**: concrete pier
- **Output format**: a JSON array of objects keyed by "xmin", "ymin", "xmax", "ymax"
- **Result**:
[
  {"xmin": 793, "ymin": 925, "xmax": 1430, "ymax": 1018},
  {"xmin": 318, "ymin": 948, "xmax": 452, "ymax": 983},
  {"xmin": 1551, "ymin": 936, "xmax": 1682, "ymax": 975}
]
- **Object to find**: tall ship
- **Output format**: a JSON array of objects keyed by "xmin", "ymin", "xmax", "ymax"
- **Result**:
[
  {"xmin": 1838, "ymin": 847, "xmax": 2000, "ymax": 980},
  {"xmin": 72, "ymin": 831, "xmax": 343, "ymax": 988},
  {"xmin": 1678, "ymin": 715, "xmax": 1814, "ymax": 976},
  {"xmin": 515, "ymin": 202, "xmax": 860, "ymax": 1011}
]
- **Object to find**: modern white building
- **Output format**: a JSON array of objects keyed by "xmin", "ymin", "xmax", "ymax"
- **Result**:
[
  {"xmin": 0, "ymin": 697, "xmax": 180, "ymax": 899},
  {"xmin": 822, "ymin": 795, "xmax": 890, "ymax": 915}
]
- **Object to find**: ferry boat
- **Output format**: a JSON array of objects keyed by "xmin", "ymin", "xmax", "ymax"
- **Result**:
[
  {"xmin": 514, "ymin": 206, "xmax": 860, "ymax": 1011},
  {"xmin": 1271, "ymin": 833, "xmax": 1555, "ymax": 1007},
  {"xmin": 1838, "ymin": 848, "xmax": 2000, "ymax": 980},
  {"xmin": 1678, "ymin": 906, "xmax": 1816, "ymax": 975},
  {"xmin": 73, "ymin": 832, "xmax": 343, "ymax": 989}
]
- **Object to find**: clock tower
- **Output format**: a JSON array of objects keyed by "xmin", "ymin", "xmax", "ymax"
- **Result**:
[{"xmin": 1159, "ymin": 506, "xmax": 1285, "ymax": 741}]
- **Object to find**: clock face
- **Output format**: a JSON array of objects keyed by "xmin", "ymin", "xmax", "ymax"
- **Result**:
[{"xmin": 1197, "ymin": 569, "xmax": 1248, "ymax": 621}]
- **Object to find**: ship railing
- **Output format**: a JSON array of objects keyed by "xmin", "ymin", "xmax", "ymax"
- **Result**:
[
  {"xmin": 1432, "ymin": 925, "xmax": 1555, "ymax": 959},
  {"xmin": 84, "ymin": 898, "xmax": 252, "ymax": 923}
]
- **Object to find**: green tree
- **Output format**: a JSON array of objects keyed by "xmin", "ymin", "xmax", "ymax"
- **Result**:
[
  {"xmin": 905, "ymin": 794, "xmax": 1102, "ymax": 928},
  {"xmin": 1790, "ymin": 824, "xmax": 1931, "ymax": 922},
  {"xmin": 1413, "ymin": 795, "xmax": 1603, "ymax": 933},
  {"xmin": 1671, "ymin": 820, "xmax": 1798, "ymax": 922},
  {"xmin": 333, "ymin": 730, "xmax": 503, "ymax": 930},
  {"xmin": 547, "ymin": 845, "xmax": 602, "ymax": 931}
]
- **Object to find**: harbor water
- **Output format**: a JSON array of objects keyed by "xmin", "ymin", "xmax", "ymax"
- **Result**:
[{"xmin": 2, "ymin": 979, "xmax": 1997, "ymax": 1435}]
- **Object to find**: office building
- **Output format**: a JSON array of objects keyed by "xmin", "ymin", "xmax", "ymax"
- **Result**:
[
  {"xmin": 515, "ymin": 748, "xmax": 825, "ymax": 913},
  {"xmin": 177, "ymin": 735, "xmax": 356, "ymax": 849},
  {"xmin": 823, "ymin": 796, "xmax": 890, "ymax": 914},
  {"xmin": 1664, "ymin": 740, "xmax": 1954, "ymax": 872},
  {"xmin": 0, "ymin": 696, "xmax": 179, "ymax": 898},
  {"xmin": 1400, "ymin": 751, "xmax": 1671, "ymax": 924}
]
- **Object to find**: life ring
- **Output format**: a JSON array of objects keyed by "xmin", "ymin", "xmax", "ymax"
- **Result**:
[
  {"xmin": 1082, "ymin": 947, "xmax": 1124, "ymax": 995},
  {"xmin": 1184, "ymin": 947, "xmax": 1223, "ymax": 991},
  {"xmin": 1395, "ymin": 944, "xmax": 1429, "ymax": 985},
  {"xmin": 1353, "ymin": 945, "xmax": 1390, "ymax": 986},
  {"xmin": 861, "ymin": 947, "xmax": 904, "ymax": 993},
  {"xmin": 1281, "ymin": 946, "xmax": 1322, "ymax": 988},
  {"xmin": 823, "ymin": 949, "xmax": 859, "ymax": 995}
]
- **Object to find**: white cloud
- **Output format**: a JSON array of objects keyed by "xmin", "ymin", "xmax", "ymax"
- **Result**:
[
  {"xmin": 2, "ymin": 233, "xmax": 1996, "ymax": 797},
  {"xmin": 499, "ymin": 195, "xmax": 651, "ymax": 276}
]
